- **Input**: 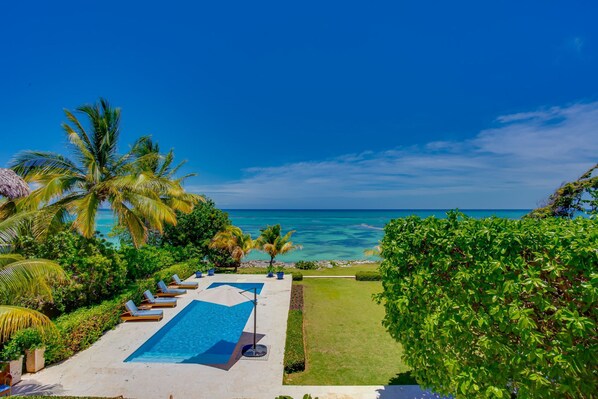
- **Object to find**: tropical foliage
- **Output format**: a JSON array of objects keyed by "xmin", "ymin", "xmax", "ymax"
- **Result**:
[
  {"xmin": 16, "ymin": 231, "xmax": 127, "ymax": 311},
  {"xmin": 4, "ymin": 98, "xmax": 201, "ymax": 247},
  {"xmin": 209, "ymin": 226, "xmax": 254, "ymax": 271},
  {"xmin": 527, "ymin": 163, "xmax": 598, "ymax": 218},
  {"xmin": 162, "ymin": 198, "xmax": 236, "ymax": 266},
  {"xmin": 256, "ymin": 224, "xmax": 301, "ymax": 269},
  {"xmin": 377, "ymin": 212, "xmax": 598, "ymax": 398},
  {"xmin": 0, "ymin": 254, "xmax": 65, "ymax": 343}
]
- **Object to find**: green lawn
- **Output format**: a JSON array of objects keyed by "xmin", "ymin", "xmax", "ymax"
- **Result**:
[
  {"xmin": 236, "ymin": 263, "xmax": 380, "ymax": 276},
  {"xmin": 285, "ymin": 278, "xmax": 410, "ymax": 385}
]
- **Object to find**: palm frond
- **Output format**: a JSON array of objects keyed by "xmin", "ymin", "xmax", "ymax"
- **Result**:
[
  {"xmin": 70, "ymin": 192, "xmax": 100, "ymax": 238},
  {"xmin": 112, "ymin": 202, "xmax": 147, "ymax": 248},
  {"xmin": 0, "ymin": 210, "xmax": 37, "ymax": 246},
  {"xmin": 20, "ymin": 174, "xmax": 82, "ymax": 210},
  {"xmin": 10, "ymin": 151, "xmax": 83, "ymax": 179},
  {"xmin": 63, "ymin": 109, "xmax": 93, "ymax": 152},
  {"xmin": 0, "ymin": 306, "xmax": 53, "ymax": 343},
  {"xmin": 0, "ymin": 254, "xmax": 24, "ymax": 266},
  {"xmin": 124, "ymin": 192, "xmax": 177, "ymax": 232},
  {"xmin": 0, "ymin": 258, "xmax": 65, "ymax": 300}
]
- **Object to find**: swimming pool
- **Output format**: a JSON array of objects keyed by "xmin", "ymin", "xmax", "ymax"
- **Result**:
[{"xmin": 125, "ymin": 282, "xmax": 264, "ymax": 365}]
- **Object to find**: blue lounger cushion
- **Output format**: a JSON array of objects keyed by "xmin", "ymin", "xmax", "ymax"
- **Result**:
[
  {"xmin": 125, "ymin": 300, "xmax": 163, "ymax": 317},
  {"xmin": 157, "ymin": 280, "xmax": 185, "ymax": 295},
  {"xmin": 172, "ymin": 274, "xmax": 198, "ymax": 287},
  {"xmin": 143, "ymin": 290, "xmax": 176, "ymax": 304}
]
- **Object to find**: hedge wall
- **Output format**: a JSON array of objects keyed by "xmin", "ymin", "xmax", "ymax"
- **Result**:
[
  {"xmin": 377, "ymin": 212, "xmax": 598, "ymax": 398},
  {"xmin": 355, "ymin": 270, "xmax": 381, "ymax": 281},
  {"xmin": 284, "ymin": 284, "xmax": 306, "ymax": 373}
]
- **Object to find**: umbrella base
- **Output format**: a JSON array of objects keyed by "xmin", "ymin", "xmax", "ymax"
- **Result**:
[{"xmin": 242, "ymin": 344, "xmax": 268, "ymax": 357}]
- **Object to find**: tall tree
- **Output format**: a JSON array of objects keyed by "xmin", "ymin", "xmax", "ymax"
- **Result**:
[
  {"xmin": 527, "ymin": 163, "xmax": 598, "ymax": 218},
  {"xmin": 7, "ymin": 98, "xmax": 202, "ymax": 247},
  {"xmin": 256, "ymin": 224, "xmax": 301, "ymax": 269}
]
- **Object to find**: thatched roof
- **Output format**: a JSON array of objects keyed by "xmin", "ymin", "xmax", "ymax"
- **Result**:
[{"xmin": 0, "ymin": 168, "xmax": 30, "ymax": 200}]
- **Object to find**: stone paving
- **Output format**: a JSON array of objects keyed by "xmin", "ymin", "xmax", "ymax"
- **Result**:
[{"xmin": 16, "ymin": 274, "xmax": 443, "ymax": 399}]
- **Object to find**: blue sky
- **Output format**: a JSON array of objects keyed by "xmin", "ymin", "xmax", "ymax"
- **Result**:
[{"xmin": 0, "ymin": 1, "xmax": 597, "ymax": 208}]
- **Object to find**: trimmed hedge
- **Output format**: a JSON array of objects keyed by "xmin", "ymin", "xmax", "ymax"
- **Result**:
[
  {"xmin": 284, "ymin": 310, "xmax": 305, "ymax": 373},
  {"xmin": 33, "ymin": 261, "xmax": 196, "ymax": 365},
  {"xmin": 284, "ymin": 284, "xmax": 306, "ymax": 374},
  {"xmin": 292, "ymin": 272, "xmax": 303, "ymax": 281},
  {"xmin": 355, "ymin": 270, "xmax": 381, "ymax": 281},
  {"xmin": 378, "ymin": 212, "xmax": 598, "ymax": 398}
]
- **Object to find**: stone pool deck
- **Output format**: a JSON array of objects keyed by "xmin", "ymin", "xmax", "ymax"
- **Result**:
[{"xmin": 17, "ymin": 274, "xmax": 443, "ymax": 399}]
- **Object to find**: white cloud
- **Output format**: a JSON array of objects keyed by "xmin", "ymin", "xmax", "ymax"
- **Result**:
[{"xmin": 190, "ymin": 102, "xmax": 598, "ymax": 209}]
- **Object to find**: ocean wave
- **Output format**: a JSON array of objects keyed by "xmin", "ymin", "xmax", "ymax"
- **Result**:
[{"xmin": 357, "ymin": 223, "xmax": 384, "ymax": 230}]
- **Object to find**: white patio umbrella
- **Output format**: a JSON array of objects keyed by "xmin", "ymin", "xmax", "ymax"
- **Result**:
[{"xmin": 196, "ymin": 285, "xmax": 252, "ymax": 307}]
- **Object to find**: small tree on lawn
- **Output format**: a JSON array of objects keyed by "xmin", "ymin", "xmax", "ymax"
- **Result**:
[{"xmin": 256, "ymin": 224, "xmax": 301, "ymax": 272}]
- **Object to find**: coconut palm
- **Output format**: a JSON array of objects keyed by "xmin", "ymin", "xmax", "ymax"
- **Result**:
[
  {"xmin": 0, "ymin": 254, "xmax": 66, "ymax": 343},
  {"xmin": 363, "ymin": 241, "xmax": 382, "ymax": 257},
  {"xmin": 256, "ymin": 224, "xmax": 301, "ymax": 270},
  {"xmin": 129, "ymin": 135, "xmax": 202, "ymax": 215},
  {"xmin": 8, "ymin": 98, "xmax": 202, "ymax": 247},
  {"xmin": 209, "ymin": 226, "xmax": 254, "ymax": 272}
]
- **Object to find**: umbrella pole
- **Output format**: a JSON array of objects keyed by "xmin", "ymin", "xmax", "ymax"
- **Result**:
[
  {"xmin": 253, "ymin": 288, "xmax": 257, "ymax": 349},
  {"xmin": 242, "ymin": 287, "xmax": 267, "ymax": 358}
]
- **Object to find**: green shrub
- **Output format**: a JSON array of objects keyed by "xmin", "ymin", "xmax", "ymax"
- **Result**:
[
  {"xmin": 355, "ymin": 270, "xmax": 381, "ymax": 281},
  {"xmin": 16, "ymin": 231, "xmax": 128, "ymax": 312},
  {"xmin": 377, "ymin": 212, "xmax": 598, "ymax": 398},
  {"xmin": 295, "ymin": 260, "xmax": 318, "ymax": 270},
  {"xmin": 1, "ymin": 328, "xmax": 44, "ymax": 359},
  {"xmin": 284, "ymin": 310, "xmax": 305, "ymax": 373},
  {"xmin": 161, "ymin": 198, "xmax": 233, "ymax": 266},
  {"xmin": 120, "ymin": 245, "xmax": 176, "ymax": 279},
  {"xmin": 292, "ymin": 272, "xmax": 303, "ymax": 281},
  {"xmin": 275, "ymin": 394, "xmax": 318, "ymax": 399},
  {"xmin": 44, "ymin": 295, "xmax": 124, "ymax": 364}
]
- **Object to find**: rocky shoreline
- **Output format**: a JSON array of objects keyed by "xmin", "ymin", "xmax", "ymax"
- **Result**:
[{"xmin": 240, "ymin": 259, "xmax": 378, "ymax": 269}]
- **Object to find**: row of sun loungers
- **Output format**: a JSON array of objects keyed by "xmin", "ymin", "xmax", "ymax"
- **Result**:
[{"xmin": 120, "ymin": 274, "xmax": 199, "ymax": 322}]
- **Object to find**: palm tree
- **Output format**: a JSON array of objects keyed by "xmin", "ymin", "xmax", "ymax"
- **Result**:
[
  {"xmin": 0, "ymin": 254, "xmax": 66, "ymax": 343},
  {"xmin": 256, "ymin": 224, "xmax": 301, "ymax": 270},
  {"xmin": 363, "ymin": 241, "xmax": 382, "ymax": 257},
  {"xmin": 7, "ymin": 98, "xmax": 202, "ymax": 247},
  {"xmin": 209, "ymin": 226, "xmax": 254, "ymax": 272}
]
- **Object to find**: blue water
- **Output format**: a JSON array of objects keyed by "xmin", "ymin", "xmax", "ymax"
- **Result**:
[
  {"xmin": 96, "ymin": 209, "xmax": 530, "ymax": 261},
  {"xmin": 208, "ymin": 282, "xmax": 264, "ymax": 295},
  {"xmin": 125, "ymin": 300, "xmax": 254, "ymax": 364}
]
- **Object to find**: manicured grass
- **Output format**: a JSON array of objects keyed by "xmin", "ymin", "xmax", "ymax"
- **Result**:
[
  {"xmin": 284, "ymin": 278, "xmax": 410, "ymax": 385},
  {"xmin": 237, "ymin": 263, "xmax": 380, "ymax": 276}
]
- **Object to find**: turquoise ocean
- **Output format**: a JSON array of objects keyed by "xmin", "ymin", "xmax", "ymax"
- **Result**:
[{"xmin": 96, "ymin": 209, "xmax": 529, "ymax": 262}]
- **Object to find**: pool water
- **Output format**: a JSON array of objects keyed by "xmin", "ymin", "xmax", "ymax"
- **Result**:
[{"xmin": 125, "ymin": 282, "xmax": 264, "ymax": 365}]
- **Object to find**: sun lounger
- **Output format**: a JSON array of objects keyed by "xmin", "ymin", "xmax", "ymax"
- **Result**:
[
  {"xmin": 157, "ymin": 280, "xmax": 185, "ymax": 297},
  {"xmin": 141, "ymin": 290, "xmax": 177, "ymax": 308},
  {"xmin": 170, "ymin": 274, "xmax": 199, "ymax": 289},
  {"xmin": 121, "ymin": 300, "xmax": 163, "ymax": 322},
  {"xmin": 0, "ymin": 372, "xmax": 12, "ymax": 397}
]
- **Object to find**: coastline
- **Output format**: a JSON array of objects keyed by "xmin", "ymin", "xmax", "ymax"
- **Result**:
[{"xmin": 240, "ymin": 259, "xmax": 378, "ymax": 268}]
